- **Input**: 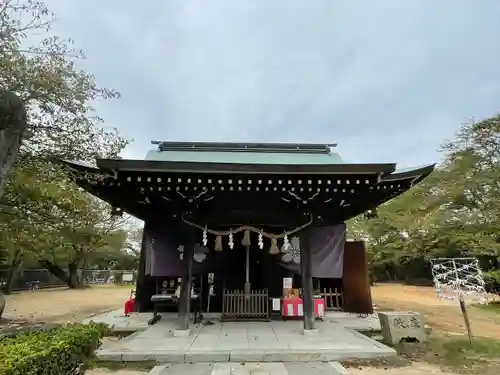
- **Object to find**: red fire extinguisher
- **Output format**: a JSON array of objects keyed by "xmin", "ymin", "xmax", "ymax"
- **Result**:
[{"xmin": 124, "ymin": 289, "xmax": 135, "ymax": 316}]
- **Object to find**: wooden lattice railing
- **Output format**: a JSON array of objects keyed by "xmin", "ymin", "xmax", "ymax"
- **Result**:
[
  {"xmin": 318, "ymin": 287, "xmax": 343, "ymax": 311},
  {"xmin": 221, "ymin": 288, "xmax": 269, "ymax": 321}
]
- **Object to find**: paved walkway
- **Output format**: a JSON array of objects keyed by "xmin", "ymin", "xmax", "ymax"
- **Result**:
[{"xmin": 149, "ymin": 362, "xmax": 348, "ymax": 375}]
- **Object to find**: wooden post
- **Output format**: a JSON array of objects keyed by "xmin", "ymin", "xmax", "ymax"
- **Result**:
[
  {"xmin": 177, "ymin": 229, "xmax": 195, "ymax": 331},
  {"xmin": 300, "ymin": 228, "xmax": 314, "ymax": 331},
  {"xmin": 459, "ymin": 297, "xmax": 473, "ymax": 344},
  {"xmin": 453, "ymin": 260, "xmax": 473, "ymax": 344}
]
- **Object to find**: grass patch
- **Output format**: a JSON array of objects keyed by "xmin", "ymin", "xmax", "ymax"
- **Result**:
[
  {"xmin": 436, "ymin": 336, "xmax": 500, "ymax": 369},
  {"xmin": 397, "ymin": 336, "xmax": 500, "ymax": 374},
  {"xmin": 343, "ymin": 335, "xmax": 500, "ymax": 374},
  {"xmin": 472, "ymin": 301, "xmax": 500, "ymax": 315}
]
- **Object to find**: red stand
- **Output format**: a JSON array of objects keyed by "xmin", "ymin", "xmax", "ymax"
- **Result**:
[
  {"xmin": 124, "ymin": 290, "xmax": 136, "ymax": 316},
  {"xmin": 282, "ymin": 298, "xmax": 325, "ymax": 320}
]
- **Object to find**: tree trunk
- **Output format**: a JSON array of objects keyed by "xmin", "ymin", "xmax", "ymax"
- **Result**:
[
  {"xmin": 38, "ymin": 259, "xmax": 83, "ymax": 289},
  {"xmin": 78, "ymin": 258, "xmax": 88, "ymax": 287},
  {"xmin": 0, "ymin": 89, "xmax": 28, "ymax": 200},
  {"xmin": 67, "ymin": 262, "xmax": 80, "ymax": 288},
  {"xmin": 0, "ymin": 290, "xmax": 5, "ymax": 319},
  {"xmin": 4, "ymin": 252, "xmax": 23, "ymax": 295}
]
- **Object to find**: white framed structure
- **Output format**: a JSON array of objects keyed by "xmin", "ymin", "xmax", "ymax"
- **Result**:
[{"xmin": 430, "ymin": 257, "xmax": 487, "ymax": 303}]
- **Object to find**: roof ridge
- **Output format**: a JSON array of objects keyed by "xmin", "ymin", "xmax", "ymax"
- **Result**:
[{"xmin": 151, "ymin": 141, "xmax": 337, "ymax": 154}]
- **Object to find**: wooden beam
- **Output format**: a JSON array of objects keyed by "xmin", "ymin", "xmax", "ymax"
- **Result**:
[
  {"xmin": 97, "ymin": 158, "xmax": 396, "ymax": 175},
  {"xmin": 300, "ymin": 227, "xmax": 315, "ymax": 330}
]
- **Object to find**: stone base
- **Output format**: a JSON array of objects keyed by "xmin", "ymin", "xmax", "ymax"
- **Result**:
[
  {"xmin": 302, "ymin": 329, "xmax": 319, "ymax": 336},
  {"xmin": 173, "ymin": 329, "xmax": 191, "ymax": 337},
  {"xmin": 96, "ymin": 318, "xmax": 397, "ymax": 364}
]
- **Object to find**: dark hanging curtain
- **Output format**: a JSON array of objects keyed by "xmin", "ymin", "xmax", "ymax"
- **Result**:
[
  {"xmin": 144, "ymin": 223, "xmax": 346, "ymax": 278},
  {"xmin": 274, "ymin": 223, "xmax": 346, "ymax": 278}
]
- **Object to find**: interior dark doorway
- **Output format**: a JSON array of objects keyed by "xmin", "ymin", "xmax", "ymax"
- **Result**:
[{"xmin": 222, "ymin": 242, "xmax": 266, "ymax": 291}]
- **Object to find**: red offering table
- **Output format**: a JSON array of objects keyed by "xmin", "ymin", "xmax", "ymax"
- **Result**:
[{"xmin": 282, "ymin": 297, "xmax": 325, "ymax": 320}]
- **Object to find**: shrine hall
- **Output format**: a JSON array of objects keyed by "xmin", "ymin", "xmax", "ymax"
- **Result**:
[{"xmin": 63, "ymin": 141, "xmax": 434, "ymax": 333}]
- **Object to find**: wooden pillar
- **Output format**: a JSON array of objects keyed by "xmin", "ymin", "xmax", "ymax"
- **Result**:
[
  {"xmin": 300, "ymin": 228, "xmax": 314, "ymax": 330},
  {"xmin": 177, "ymin": 227, "xmax": 195, "ymax": 331},
  {"xmin": 134, "ymin": 222, "xmax": 149, "ymax": 312}
]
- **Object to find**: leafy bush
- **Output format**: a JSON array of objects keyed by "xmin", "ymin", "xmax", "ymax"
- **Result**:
[
  {"xmin": 483, "ymin": 270, "xmax": 500, "ymax": 297},
  {"xmin": 0, "ymin": 323, "xmax": 110, "ymax": 375}
]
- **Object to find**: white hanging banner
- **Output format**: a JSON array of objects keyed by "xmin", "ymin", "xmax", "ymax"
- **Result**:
[{"xmin": 283, "ymin": 277, "xmax": 293, "ymax": 289}]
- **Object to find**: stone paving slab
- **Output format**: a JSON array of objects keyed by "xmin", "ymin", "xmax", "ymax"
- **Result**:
[
  {"xmin": 82, "ymin": 309, "xmax": 152, "ymax": 332},
  {"xmin": 152, "ymin": 362, "xmax": 348, "ymax": 375}
]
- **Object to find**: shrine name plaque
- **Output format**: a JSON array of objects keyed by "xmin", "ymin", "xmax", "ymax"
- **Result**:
[{"xmin": 378, "ymin": 311, "xmax": 427, "ymax": 345}]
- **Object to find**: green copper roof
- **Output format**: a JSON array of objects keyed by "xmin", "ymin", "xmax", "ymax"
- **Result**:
[{"xmin": 144, "ymin": 149, "xmax": 345, "ymax": 165}]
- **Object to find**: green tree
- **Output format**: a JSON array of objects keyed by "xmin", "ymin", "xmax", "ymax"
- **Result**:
[
  {"xmin": 1, "ymin": 159, "xmax": 132, "ymax": 289},
  {"xmin": 0, "ymin": 0, "xmax": 130, "ymax": 299}
]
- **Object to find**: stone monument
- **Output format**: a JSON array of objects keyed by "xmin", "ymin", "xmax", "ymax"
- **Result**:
[{"xmin": 378, "ymin": 311, "xmax": 426, "ymax": 345}]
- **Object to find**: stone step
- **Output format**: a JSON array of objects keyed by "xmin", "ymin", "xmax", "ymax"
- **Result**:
[
  {"xmin": 149, "ymin": 362, "xmax": 349, "ymax": 375},
  {"xmin": 97, "ymin": 346, "xmax": 396, "ymax": 363}
]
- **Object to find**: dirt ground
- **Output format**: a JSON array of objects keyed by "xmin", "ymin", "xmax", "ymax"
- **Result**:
[
  {"xmin": 2, "ymin": 285, "xmax": 131, "ymax": 323},
  {"xmin": 4, "ymin": 282, "xmax": 498, "ymax": 334},
  {"xmin": 349, "ymin": 363, "xmax": 456, "ymax": 375},
  {"xmin": 371, "ymin": 283, "xmax": 500, "ymax": 339},
  {"xmin": 3, "ymin": 283, "xmax": 499, "ymax": 374}
]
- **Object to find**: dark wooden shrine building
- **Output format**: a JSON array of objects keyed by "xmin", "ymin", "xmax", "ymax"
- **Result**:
[{"xmin": 64, "ymin": 141, "xmax": 434, "ymax": 332}]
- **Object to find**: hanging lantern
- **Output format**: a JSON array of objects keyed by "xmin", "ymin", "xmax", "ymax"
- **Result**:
[
  {"xmin": 242, "ymin": 230, "xmax": 251, "ymax": 247},
  {"xmin": 283, "ymin": 232, "xmax": 289, "ymax": 251},
  {"xmin": 258, "ymin": 230, "xmax": 264, "ymax": 249},
  {"xmin": 228, "ymin": 229, "xmax": 234, "ymax": 249},
  {"xmin": 269, "ymin": 238, "xmax": 280, "ymax": 255},
  {"xmin": 110, "ymin": 206, "xmax": 123, "ymax": 217},
  {"xmin": 202, "ymin": 226, "xmax": 208, "ymax": 247},
  {"xmin": 214, "ymin": 235, "xmax": 223, "ymax": 251}
]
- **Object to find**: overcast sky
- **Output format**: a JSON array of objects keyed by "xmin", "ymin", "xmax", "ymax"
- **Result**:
[{"xmin": 47, "ymin": 0, "xmax": 500, "ymax": 168}]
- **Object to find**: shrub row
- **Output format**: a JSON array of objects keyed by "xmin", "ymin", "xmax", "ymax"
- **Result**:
[{"xmin": 0, "ymin": 323, "xmax": 110, "ymax": 375}]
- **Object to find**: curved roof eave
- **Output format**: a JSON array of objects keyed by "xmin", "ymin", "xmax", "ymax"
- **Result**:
[
  {"xmin": 60, "ymin": 159, "xmax": 99, "ymax": 169},
  {"xmin": 382, "ymin": 164, "xmax": 436, "ymax": 182}
]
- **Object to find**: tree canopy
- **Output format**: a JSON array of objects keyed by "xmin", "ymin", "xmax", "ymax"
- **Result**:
[{"xmin": 0, "ymin": 0, "xmax": 136, "ymax": 294}]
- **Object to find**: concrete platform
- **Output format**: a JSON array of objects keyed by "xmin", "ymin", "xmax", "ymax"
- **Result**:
[
  {"xmin": 96, "ymin": 318, "xmax": 395, "ymax": 363},
  {"xmin": 83, "ymin": 309, "xmax": 381, "ymax": 333}
]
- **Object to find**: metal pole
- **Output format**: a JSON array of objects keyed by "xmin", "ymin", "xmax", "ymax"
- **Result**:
[{"xmin": 245, "ymin": 245, "xmax": 250, "ymax": 297}]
